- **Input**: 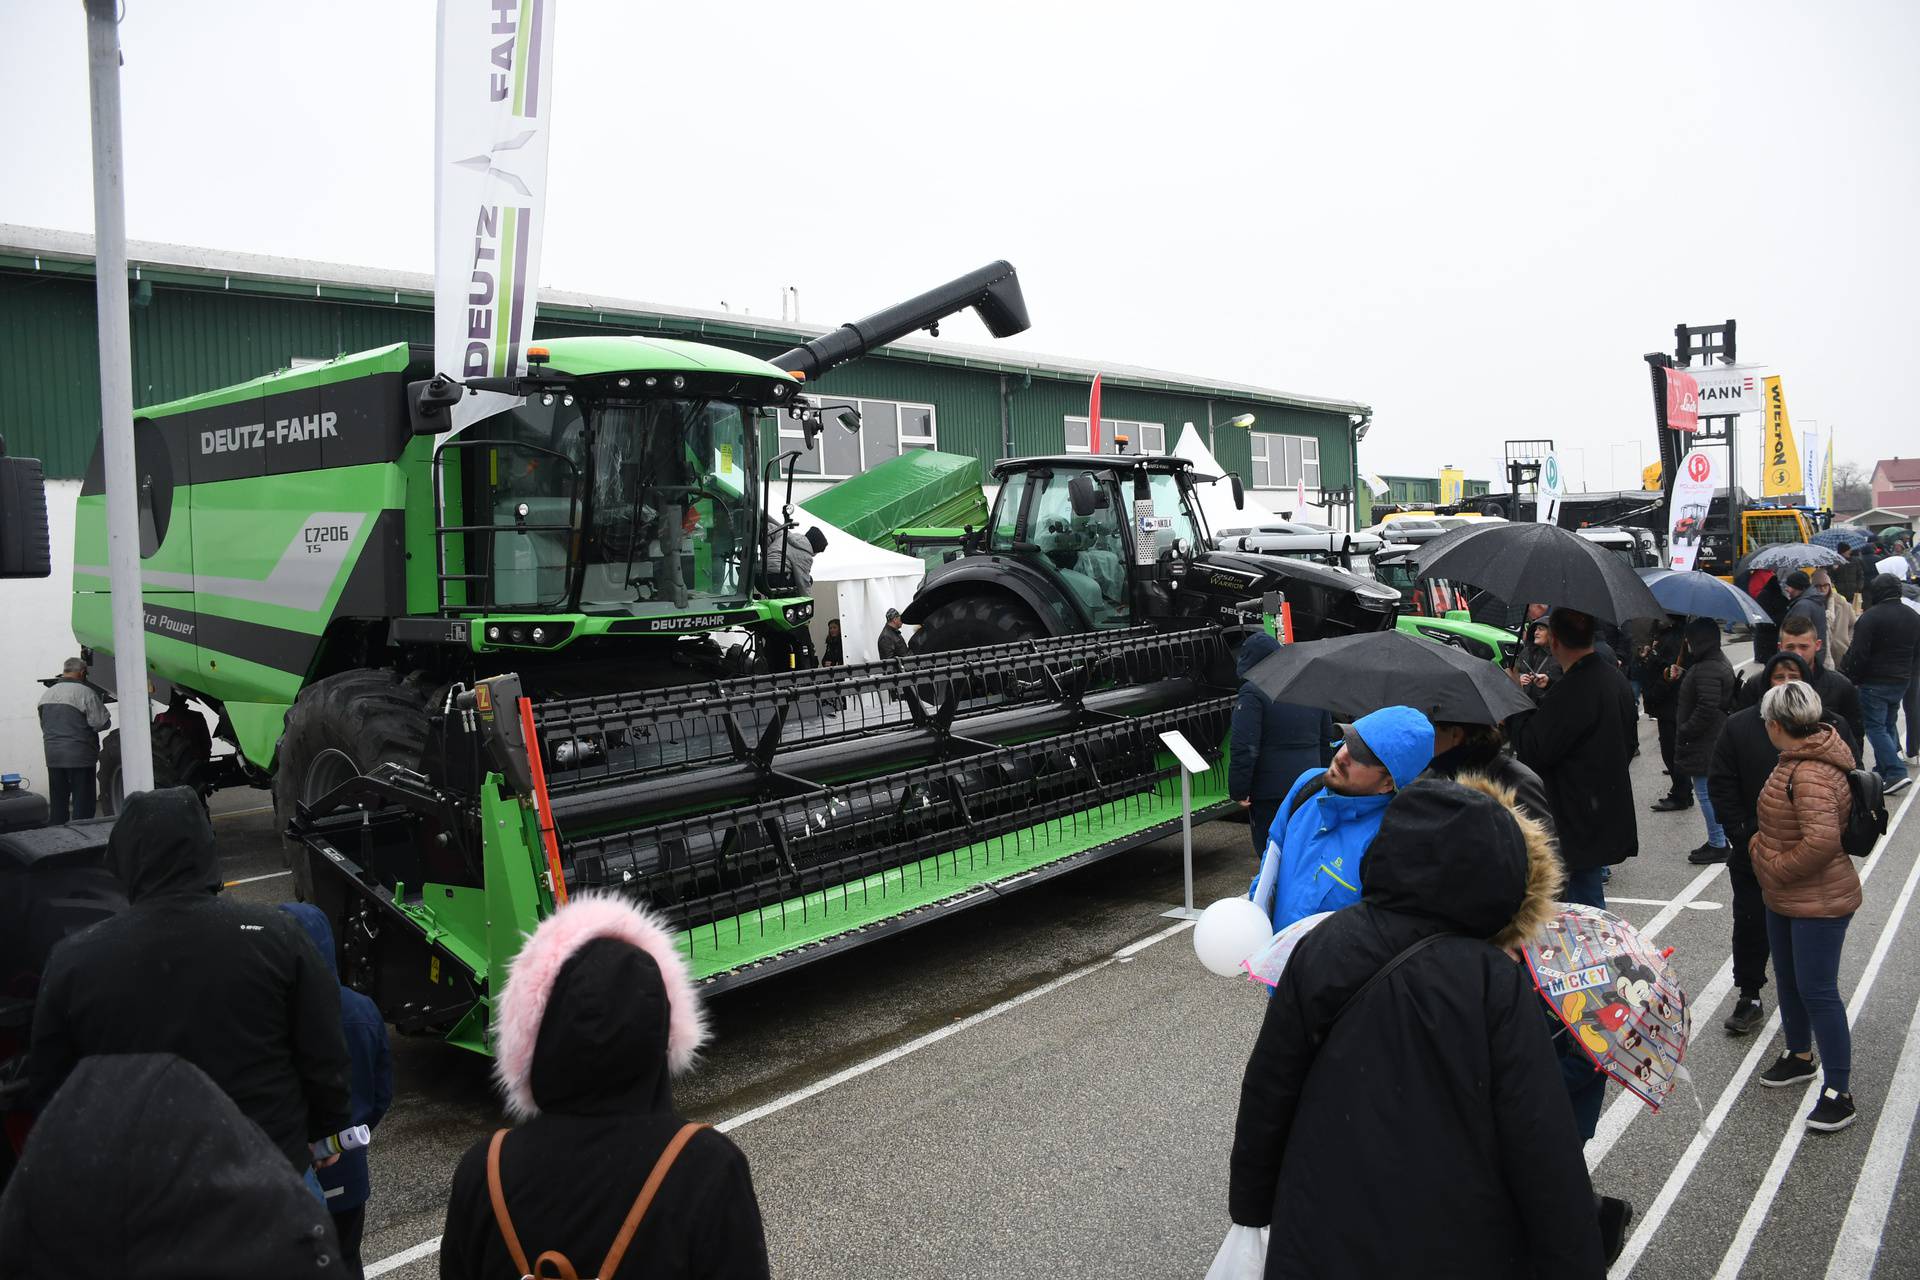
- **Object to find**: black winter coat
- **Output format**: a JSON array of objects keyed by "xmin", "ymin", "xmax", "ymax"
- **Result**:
[
  {"xmin": 1674, "ymin": 647, "xmax": 1736, "ymax": 776},
  {"xmin": 28, "ymin": 788, "xmax": 351, "ymax": 1172},
  {"xmin": 1229, "ymin": 633, "xmax": 1334, "ymax": 801},
  {"xmin": 1513, "ymin": 652, "xmax": 1640, "ymax": 869},
  {"xmin": 441, "ymin": 937, "xmax": 769, "ymax": 1280},
  {"xmin": 1784, "ymin": 592, "xmax": 1828, "ymax": 642},
  {"xmin": 0, "ymin": 1054, "xmax": 347, "ymax": 1278},
  {"xmin": 1229, "ymin": 777, "xmax": 1603, "ymax": 1279},
  {"xmin": 1639, "ymin": 623, "xmax": 1686, "ymax": 717},
  {"xmin": 1843, "ymin": 582, "xmax": 1920, "ymax": 687},
  {"xmin": 1425, "ymin": 739, "xmax": 1556, "ymax": 844},
  {"xmin": 1734, "ymin": 659, "xmax": 1864, "ymax": 746}
]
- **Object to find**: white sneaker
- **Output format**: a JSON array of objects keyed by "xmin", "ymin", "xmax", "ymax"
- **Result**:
[{"xmin": 1887, "ymin": 777, "xmax": 1913, "ymax": 797}]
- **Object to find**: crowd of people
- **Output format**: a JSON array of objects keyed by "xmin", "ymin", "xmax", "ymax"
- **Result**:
[{"xmin": 1222, "ymin": 566, "xmax": 1918, "ymax": 1274}]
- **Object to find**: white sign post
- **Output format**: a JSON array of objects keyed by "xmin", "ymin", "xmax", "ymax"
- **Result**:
[
  {"xmin": 1537, "ymin": 452, "xmax": 1565, "ymax": 527},
  {"xmin": 1158, "ymin": 729, "xmax": 1211, "ymax": 921}
]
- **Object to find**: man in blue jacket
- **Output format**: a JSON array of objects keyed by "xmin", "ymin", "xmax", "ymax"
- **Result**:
[
  {"xmin": 283, "ymin": 903, "xmax": 394, "ymax": 1280},
  {"xmin": 1229, "ymin": 632, "xmax": 1336, "ymax": 857},
  {"xmin": 1250, "ymin": 704, "xmax": 1435, "ymax": 930}
]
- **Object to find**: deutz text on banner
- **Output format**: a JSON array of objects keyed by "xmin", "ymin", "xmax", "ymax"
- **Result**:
[
  {"xmin": 1668, "ymin": 448, "xmax": 1720, "ymax": 573},
  {"xmin": 1760, "ymin": 376, "xmax": 1801, "ymax": 499},
  {"xmin": 435, "ymin": 0, "xmax": 559, "ymax": 431}
]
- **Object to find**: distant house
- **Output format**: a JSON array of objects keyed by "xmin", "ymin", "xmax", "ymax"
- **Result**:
[{"xmin": 1871, "ymin": 458, "xmax": 1920, "ymax": 509}]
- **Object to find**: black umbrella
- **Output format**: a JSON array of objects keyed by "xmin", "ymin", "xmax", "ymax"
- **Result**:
[
  {"xmin": 1738, "ymin": 542, "xmax": 1844, "ymax": 573},
  {"xmin": 1410, "ymin": 522, "xmax": 1663, "ymax": 623},
  {"xmin": 1244, "ymin": 630, "xmax": 1536, "ymax": 725}
]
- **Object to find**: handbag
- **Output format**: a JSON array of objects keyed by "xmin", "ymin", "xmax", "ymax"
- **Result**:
[{"xmin": 487, "ymin": 1122, "xmax": 708, "ymax": 1279}]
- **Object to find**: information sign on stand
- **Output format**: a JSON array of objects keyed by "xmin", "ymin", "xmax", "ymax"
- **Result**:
[{"xmin": 1159, "ymin": 729, "xmax": 1210, "ymax": 921}]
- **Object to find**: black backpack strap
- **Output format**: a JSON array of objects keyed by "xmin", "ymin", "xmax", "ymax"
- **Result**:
[
  {"xmin": 1287, "ymin": 772, "xmax": 1329, "ymax": 821},
  {"xmin": 1310, "ymin": 932, "xmax": 1460, "ymax": 1049}
]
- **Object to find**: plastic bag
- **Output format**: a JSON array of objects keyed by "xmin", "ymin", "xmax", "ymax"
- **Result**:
[{"xmin": 1204, "ymin": 1224, "xmax": 1268, "ymax": 1280}]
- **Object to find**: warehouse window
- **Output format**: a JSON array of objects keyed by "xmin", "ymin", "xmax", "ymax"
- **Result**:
[
  {"xmin": 779, "ymin": 397, "xmax": 938, "ymax": 478},
  {"xmin": 1065, "ymin": 417, "xmax": 1165, "ymax": 455},
  {"xmin": 1250, "ymin": 432, "xmax": 1321, "ymax": 490}
]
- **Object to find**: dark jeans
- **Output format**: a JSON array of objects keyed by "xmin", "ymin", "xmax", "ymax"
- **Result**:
[
  {"xmin": 1655, "ymin": 714, "xmax": 1686, "ymax": 798},
  {"xmin": 332, "ymin": 1205, "xmax": 365, "ymax": 1280},
  {"xmin": 1728, "ymin": 843, "xmax": 1769, "ymax": 996},
  {"xmin": 1248, "ymin": 798, "xmax": 1281, "ymax": 859},
  {"xmin": 1564, "ymin": 866, "xmax": 1607, "ymax": 911},
  {"xmin": 45, "ymin": 766, "xmax": 95, "ymax": 825},
  {"xmin": 1859, "ymin": 681, "xmax": 1909, "ymax": 784},
  {"xmin": 1766, "ymin": 909, "xmax": 1852, "ymax": 1093}
]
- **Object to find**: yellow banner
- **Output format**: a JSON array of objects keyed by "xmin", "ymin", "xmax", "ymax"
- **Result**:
[
  {"xmin": 1439, "ymin": 466, "xmax": 1464, "ymax": 506},
  {"xmin": 1761, "ymin": 376, "xmax": 1802, "ymax": 497},
  {"xmin": 1822, "ymin": 437, "xmax": 1835, "ymax": 510}
]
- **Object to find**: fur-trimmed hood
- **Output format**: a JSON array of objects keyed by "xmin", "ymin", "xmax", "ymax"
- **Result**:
[
  {"xmin": 492, "ymin": 894, "xmax": 709, "ymax": 1122},
  {"xmin": 1359, "ymin": 775, "xmax": 1562, "ymax": 950}
]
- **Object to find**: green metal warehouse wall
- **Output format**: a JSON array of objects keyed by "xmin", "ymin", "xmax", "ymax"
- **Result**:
[{"xmin": 0, "ymin": 263, "xmax": 1358, "ymax": 500}]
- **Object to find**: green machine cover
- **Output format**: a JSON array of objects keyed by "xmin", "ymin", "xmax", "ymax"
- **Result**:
[{"xmin": 800, "ymin": 450, "xmax": 989, "ymax": 549}]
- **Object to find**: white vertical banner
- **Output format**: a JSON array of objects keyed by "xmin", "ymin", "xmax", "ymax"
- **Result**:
[
  {"xmin": 1537, "ymin": 452, "xmax": 1564, "ymax": 526},
  {"xmin": 1667, "ymin": 448, "xmax": 1720, "ymax": 572},
  {"xmin": 1801, "ymin": 426, "xmax": 1821, "ymax": 506},
  {"xmin": 435, "ymin": 0, "xmax": 559, "ymax": 430}
]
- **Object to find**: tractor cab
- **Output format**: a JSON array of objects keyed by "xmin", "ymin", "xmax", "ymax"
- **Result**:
[{"xmin": 905, "ymin": 453, "xmax": 1399, "ymax": 650}]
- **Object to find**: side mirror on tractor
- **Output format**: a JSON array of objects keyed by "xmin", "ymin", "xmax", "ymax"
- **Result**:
[
  {"xmin": 1067, "ymin": 473, "xmax": 1103, "ymax": 519},
  {"xmin": 0, "ymin": 436, "xmax": 51, "ymax": 579},
  {"xmin": 408, "ymin": 376, "xmax": 464, "ymax": 436},
  {"xmin": 1231, "ymin": 473, "xmax": 1246, "ymax": 510}
]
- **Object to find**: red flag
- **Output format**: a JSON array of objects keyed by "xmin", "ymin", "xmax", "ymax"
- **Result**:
[
  {"xmin": 1088, "ymin": 373, "xmax": 1103, "ymax": 454},
  {"xmin": 1665, "ymin": 367, "xmax": 1701, "ymax": 433}
]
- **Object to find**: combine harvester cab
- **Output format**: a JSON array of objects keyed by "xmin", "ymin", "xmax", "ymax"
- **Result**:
[
  {"xmin": 67, "ymin": 263, "xmax": 1032, "ymax": 864},
  {"xmin": 289, "ymin": 626, "xmax": 1235, "ymax": 1051}
]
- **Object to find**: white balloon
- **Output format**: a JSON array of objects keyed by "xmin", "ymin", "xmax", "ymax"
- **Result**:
[{"xmin": 1193, "ymin": 897, "xmax": 1277, "ymax": 977}]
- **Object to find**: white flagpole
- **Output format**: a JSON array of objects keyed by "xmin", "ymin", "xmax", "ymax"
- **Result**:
[{"xmin": 84, "ymin": 0, "xmax": 153, "ymax": 794}]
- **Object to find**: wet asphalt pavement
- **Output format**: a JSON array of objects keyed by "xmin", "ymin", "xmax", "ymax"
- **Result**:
[{"xmin": 208, "ymin": 643, "xmax": 1920, "ymax": 1278}]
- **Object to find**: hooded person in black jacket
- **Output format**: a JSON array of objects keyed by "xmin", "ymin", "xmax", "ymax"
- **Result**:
[
  {"xmin": 28, "ymin": 787, "xmax": 350, "ymax": 1174},
  {"xmin": 1513, "ymin": 609, "xmax": 1640, "ymax": 908},
  {"xmin": 1773, "ymin": 613, "xmax": 1866, "ymax": 746},
  {"xmin": 0, "ymin": 1053, "xmax": 348, "ymax": 1278},
  {"xmin": 1641, "ymin": 618, "xmax": 1692, "ymax": 810},
  {"xmin": 1709, "ymin": 653, "xmax": 1860, "ymax": 1035},
  {"xmin": 1842, "ymin": 573, "xmax": 1920, "ymax": 792},
  {"xmin": 440, "ymin": 894, "xmax": 768, "ymax": 1280},
  {"xmin": 1229, "ymin": 631, "xmax": 1335, "ymax": 856},
  {"xmin": 1672, "ymin": 618, "xmax": 1737, "ymax": 863},
  {"xmin": 1228, "ymin": 776, "xmax": 1604, "ymax": 1278}
]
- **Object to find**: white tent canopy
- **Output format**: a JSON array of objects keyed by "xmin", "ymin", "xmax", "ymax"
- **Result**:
[
  {"xmin": 803, "ymin": 515, "xmax": 926, "ymax": 663},
  {"xmin": 1171, "ymin": 422, "xmax": 1282, "ymax": 537}
]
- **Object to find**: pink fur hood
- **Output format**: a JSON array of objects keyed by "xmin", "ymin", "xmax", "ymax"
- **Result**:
[{"xmin": 491, "ymin": 893, "xmax": 709, "ymax": 1121}]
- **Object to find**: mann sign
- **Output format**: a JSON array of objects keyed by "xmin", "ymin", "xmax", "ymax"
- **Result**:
[{"xmin": 1686, "ymin": 364, "xmax": 1769, "ymax": 417}]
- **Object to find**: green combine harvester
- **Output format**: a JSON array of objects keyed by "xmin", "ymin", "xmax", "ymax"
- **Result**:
[{"xmin": 67, "ymin": 260, "xmax": 1246, "ymax": 1052}]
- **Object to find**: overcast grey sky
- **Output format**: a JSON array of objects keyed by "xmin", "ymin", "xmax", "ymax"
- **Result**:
[{"xmin": 5, "ymin": 1, "xmax": 1915, "ymax": 492}]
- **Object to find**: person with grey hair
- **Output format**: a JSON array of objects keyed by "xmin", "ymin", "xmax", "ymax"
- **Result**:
[
  {"xmin": 1748, "ymin": 679, "xmax": 1862, "ymax": 1131},
  {"xmin": 36, "ymin": 658, "xmax": 110, "ymax": 824}
]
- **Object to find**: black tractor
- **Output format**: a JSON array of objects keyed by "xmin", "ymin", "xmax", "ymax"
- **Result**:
[{"xmin": 904, "ymin": 454, "xmax": 1400, "ymax": 651}]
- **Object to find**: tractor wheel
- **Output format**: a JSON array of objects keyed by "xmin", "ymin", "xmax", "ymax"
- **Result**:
[
  {"xmin": 96, "ymin": 717, "xmax": 214, "ymax": 817},
  {"xmin": 907, "ymin": 595, "xmax": 1047, "ymax": 655},
  {"xmin": 273, "ymin": 669, "xmax": 429, "ymax": 901}
]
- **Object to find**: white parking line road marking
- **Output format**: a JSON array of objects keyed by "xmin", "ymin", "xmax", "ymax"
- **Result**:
[
  {"xmin": 1605, "ymin": 896, "xmax": 1722, "ymax": 911},
  {"xmin": 1634, "ymin": 863, "xmax": 1727, "ymax": 939},
  {"xmin": 1609, "ymin": 787, "xmax": 1920, "ymax": 1278},
  {"xmin": 222, "ymin": 869, "xmax": 292, "ymax": 888},
  {"xmin": 362, "ymin": 918, "xmax": 1198, "ymax": 1278},
  {"xmin": 1825, "ymin": 987, "xmax": 1920, "ymax": 1279},
  {"xmin": 1710, "ymin": 818, "xmax": 1920, "ymax": 1280},
  {"xmin": 364, "ymin": 1236, "xmax": 442, "ymax": 1278},
  {"xmin": 1591, "ymin": 788, "xmax": 1918, "ymax": 1176}
]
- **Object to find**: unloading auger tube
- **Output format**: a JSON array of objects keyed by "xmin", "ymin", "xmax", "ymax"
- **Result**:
[{"xmin": 287, "ymin": 624, "xmax": 1234, "ymax": 1052}]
